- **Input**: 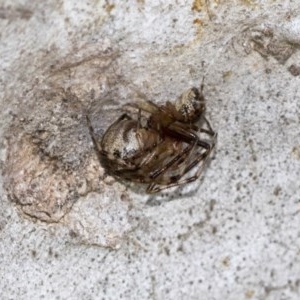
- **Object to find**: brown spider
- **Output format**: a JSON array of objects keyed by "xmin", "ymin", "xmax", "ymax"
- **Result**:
[{"xmin": 87, "ymin": 86, "xmax": 217, "ymax": 193}]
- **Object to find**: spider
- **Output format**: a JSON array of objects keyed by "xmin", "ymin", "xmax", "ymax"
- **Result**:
[{"xmin": 86, "ymin": 85, "xmax": 217, "ymax": 193}]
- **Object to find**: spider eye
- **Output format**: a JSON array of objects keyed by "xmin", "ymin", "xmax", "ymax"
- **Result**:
[{"xmin": 113, "ymin": 149, "xmax": 121, "ymax": 158}]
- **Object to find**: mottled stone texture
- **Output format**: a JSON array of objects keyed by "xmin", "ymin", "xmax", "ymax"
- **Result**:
[{"xmin": 1, "ymin": 1, "xmax": 300, "ymax": 300}]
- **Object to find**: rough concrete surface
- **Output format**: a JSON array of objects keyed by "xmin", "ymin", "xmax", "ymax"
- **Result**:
[{"xmin": 1, "ymin": 0, "xmax": 300, "ymax": 299}]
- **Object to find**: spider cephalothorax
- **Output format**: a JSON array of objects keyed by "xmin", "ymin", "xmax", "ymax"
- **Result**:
[{"xmin": 87, "ymin": 86, "xmax": 217, "ymax": 193}]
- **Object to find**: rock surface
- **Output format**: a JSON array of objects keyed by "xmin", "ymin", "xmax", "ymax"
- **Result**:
[{"xmin": 1, "ymin": 1, "xmax": 300, "ymax": 299}]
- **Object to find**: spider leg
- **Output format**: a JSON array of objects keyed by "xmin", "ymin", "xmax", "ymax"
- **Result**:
[
  {"xmin": 149, "ymin": 139, "xmax": 197, "ymax": 180},
  {"xmin": 123, "ymin": 99, "xmax": 160, "ymax": 115},
  {"xmin": 146, "ymin": 120, "xmax": 216, "ymax": 184},
  {"xmin": 86, "ymin": 114, "xmax": 103, "ymax": 163},
  {"xmin": 202, "ymin": 116, "xmax": 215, "ymax": 136},
  {"xmin": 114, "ymin": 133, "xmax": 196, "ymax": 183},
  {"xmin": 200, "ymin": 76, "xmax": 205, "ymax": 93},
  {"xmin": 136, "ymin": 108, "xmax": 142, "ymax": 130},
  {"xmin": 146, "ymin": 139, "xmax": 216, "ymax": 193},
  {"xmin": 165, "ymin": 122, "xmax": 214, "ymax": 149},
  {"xmin": 114, "ymin": 139, "xmax": 180, "ymax": 180},
  {"xmin": 192, "ymin": 116, "xmax": 216, "ymax": 137}
]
